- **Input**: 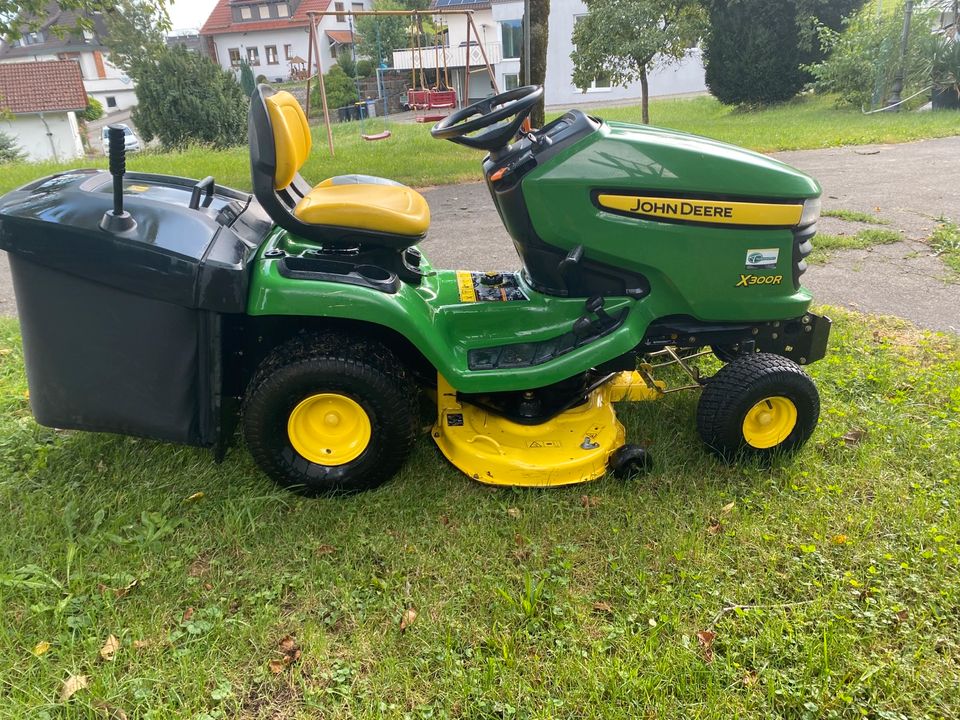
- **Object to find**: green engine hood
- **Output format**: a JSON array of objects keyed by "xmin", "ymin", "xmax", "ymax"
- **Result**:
[{"xmin": 526, "ymin": 120, "xmax": 821, "ymax": 200}]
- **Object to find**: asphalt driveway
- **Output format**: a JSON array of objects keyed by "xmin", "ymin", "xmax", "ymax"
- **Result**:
[{"xmin": 0, "ymin": 136, "xmax": 957, "ymax": 332}]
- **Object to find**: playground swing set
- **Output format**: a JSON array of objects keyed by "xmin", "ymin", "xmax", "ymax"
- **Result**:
[{"xmin": 302, "ymin": 8, "xmax": 499, "ymax": 151}]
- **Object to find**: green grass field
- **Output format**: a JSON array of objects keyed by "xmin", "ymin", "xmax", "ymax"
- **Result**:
[
  {"xmin": 1, "ymin": 308, "xmax": 959, "ymax": 718},
  {"xmin": 2, "ymin": 94, "xmax": 959, "ymax": 195}
]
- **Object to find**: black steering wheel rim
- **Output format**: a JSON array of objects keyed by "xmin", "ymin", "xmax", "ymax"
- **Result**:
[{"xmin": 431, "ymin": 85, "xmax": 543, "ymax": 151}]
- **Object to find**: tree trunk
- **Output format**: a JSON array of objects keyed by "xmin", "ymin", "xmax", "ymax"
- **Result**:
[
  {"xmin": 519, "ymin": 0, "xmax": 549, "ymax": 127},
  {"xmin": 640, "ymin": 68, "xmax": 649, "ymax": 124}
]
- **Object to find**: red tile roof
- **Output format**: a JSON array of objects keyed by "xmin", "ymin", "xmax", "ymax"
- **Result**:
[
  {"xmin": 200, "ymin": 0, "xmax": 333, "ymax": 36},
  {"xmin": 0, "ymin": 60, "xmax": 87, "ymax": 114},
  {"xmin": 325, "ymin": 30, "xmax": 354, "ymax": 44}
]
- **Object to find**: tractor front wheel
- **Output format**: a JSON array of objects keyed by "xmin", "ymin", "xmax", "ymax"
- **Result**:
[
  {"xmin": 696, "ymin": 353, "xmax": 819, "ymax": 461},
  {"xmin": 242, "ymin": 334, "xmax": 419, "ymax": 495}
]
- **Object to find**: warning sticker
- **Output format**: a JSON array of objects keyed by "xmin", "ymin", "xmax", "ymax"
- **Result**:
[{"xmin": 456, "ymin": 272, "xmax": 529, "ymax": 304}]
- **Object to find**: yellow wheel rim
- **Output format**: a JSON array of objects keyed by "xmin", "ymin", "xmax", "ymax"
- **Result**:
[
  {"xmin": 287, "ymin": 393, "xmax": 372, "ymax": 465},
  {"xmin": 742, "ymin": 396, "xmax": 798, "ymax": 449}
]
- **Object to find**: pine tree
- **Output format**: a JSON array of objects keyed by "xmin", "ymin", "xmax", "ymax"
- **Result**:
[
  {"xmin": 132, "ymin": 46, "xmax": 249, "ymax": 150},
  {"xmin": 0, "ymin": 131, "xmax": 25, "ymax": 164}
]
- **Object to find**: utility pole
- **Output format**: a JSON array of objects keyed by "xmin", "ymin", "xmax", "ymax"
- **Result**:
[{"xmin": 886, "ymin": 0, "xmax": 913, "ymax": 110}]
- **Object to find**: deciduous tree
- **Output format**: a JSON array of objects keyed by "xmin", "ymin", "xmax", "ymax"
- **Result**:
[
  {"xmin": 0, "ymin": 1, "xmax": 169, "ymax": 41},
  {"xmin": 571, "ymin": 0, "xmax": 705, "ymax": 123}
]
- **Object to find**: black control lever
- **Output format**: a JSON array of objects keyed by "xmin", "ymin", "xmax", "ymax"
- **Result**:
[
  {"xmin": 99, "ymin": 124, "xmax": 137, "ymax": 234},
  {"xmin": 585, "ymin": 296, "xmax": 615, "ymax": 329}
]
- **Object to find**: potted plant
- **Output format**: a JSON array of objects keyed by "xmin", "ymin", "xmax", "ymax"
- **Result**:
[{"xmin": 932, "ymin": 35, "xmax": 960, "ymax": 110}]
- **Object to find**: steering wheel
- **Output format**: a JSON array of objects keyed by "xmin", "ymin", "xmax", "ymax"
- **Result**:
[{"xmin": 431, "ymin": 85, "xmax": 543, "ymax": 152}]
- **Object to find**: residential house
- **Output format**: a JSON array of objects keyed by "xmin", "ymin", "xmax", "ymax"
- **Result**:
[
  {"xmin": 0, "ymin": 60, "xmax": 87, "ymax": 162},
  {"xmin": 166, "ymin": 29, "xmax": 208, "ymax": 56},
  {"xmin": 0, "ymin": 2, "xmax": 137, "ymax": 114},
  {"xmin": 201, "ymin": 0, "xmax": 372, "ymax": 83},
  {"xmin": 392, "ymin": 0, "xmax": 706, "ymax": 106}
]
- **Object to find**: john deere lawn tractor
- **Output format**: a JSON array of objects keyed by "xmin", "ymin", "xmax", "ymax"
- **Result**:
[{"xmin": 0, "ymin": 85, "xmax": 829, "ymax": 494}]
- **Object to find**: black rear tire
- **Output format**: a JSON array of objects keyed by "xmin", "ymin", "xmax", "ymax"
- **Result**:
[
  {"xmin": 242, "ymin": 333, "xmax": 419, "ymax": 496},
  {"xmin": 696, "ymin": 353, "xmax": 819, "ymax": 462}
]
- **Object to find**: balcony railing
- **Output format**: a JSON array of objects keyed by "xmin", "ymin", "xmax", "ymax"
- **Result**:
[{"xmin": 391, "ymin": 42, "xmax": 503, "ymax": 71}]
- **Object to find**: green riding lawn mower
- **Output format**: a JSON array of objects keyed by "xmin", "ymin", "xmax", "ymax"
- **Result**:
[{"xmin": 0, "ymin": 85, "xmax": 830, "ymax": 494}]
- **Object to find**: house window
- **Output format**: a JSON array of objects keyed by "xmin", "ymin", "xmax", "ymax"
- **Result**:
[
  {"xmin": 21, "ymin": 30, "xmax": 45, "ymax": 45},
  {"xmin": 240, "ymin": 6, "xmax": 252, "ymax": 20},
  {"xmin": 504, "ymin": 73, "xmax": 519, "ymax": 91},
  {"xmin": 228, "ymin": 47, "xmax": 242, "ymax": 66},
  {"xmin": 259, "ymin": 4, "xmax": 270, "ymax": 19},
  {"xmin": 106, "ymin": 96, "xmax": 117, "ymax": 108},
  {"xmin": 284, "ymin": 44, "xmax": 293, "ymax": 59},
  {"xmin": 335, "ymin": 2, "xmax": 345, "ymax": 21},
  {"xmin": 266, "ymin": 45, "xmax": 279, "ymax": 64},
  {"xmin": 277, "ymin": 3, "xmax": 289, "ymax": 17},
  {"xmin": 247, "ymin": 46, "xmax": 260, "ymax": 65},
  {"xmin": 351, "ymin": 2, "xmax": 363, "ymax": 13},
  {"xmin": 500, "ymin": 19, "xmax": 522, "ymax": 60}
]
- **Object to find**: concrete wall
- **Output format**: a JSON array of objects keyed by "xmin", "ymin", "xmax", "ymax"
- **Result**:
[{"xmin": 2, "ymin": 112, "xmax": 84, "ymax": 162}]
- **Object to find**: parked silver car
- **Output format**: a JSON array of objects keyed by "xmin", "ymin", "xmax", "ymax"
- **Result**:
[{"xmin": 101, "ymin": 124, "xmax": 141, "ymax": 154}]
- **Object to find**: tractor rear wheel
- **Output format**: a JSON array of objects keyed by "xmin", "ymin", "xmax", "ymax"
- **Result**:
[
  {"xmin": 696, "ymin": 353, "xmax": 819, "ymax": 461},
  {"xmin": 242, "ymin": 334, "xmax": 419, "ymax": 495}
]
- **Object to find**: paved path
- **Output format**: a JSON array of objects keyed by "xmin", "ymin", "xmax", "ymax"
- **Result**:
[{"xmin": 1, "ymin": 136, "xmax": 957, "ymax": 332}]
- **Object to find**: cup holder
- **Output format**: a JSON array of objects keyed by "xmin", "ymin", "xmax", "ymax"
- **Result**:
[{"xmin": 357, "ymin": 264, "xmax": 393, "ymax": 283}]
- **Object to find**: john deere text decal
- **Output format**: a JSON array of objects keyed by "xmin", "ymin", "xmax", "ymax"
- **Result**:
[{"xmin": 598, "ymin": 195, "xmax": 803, "ymax": 226}]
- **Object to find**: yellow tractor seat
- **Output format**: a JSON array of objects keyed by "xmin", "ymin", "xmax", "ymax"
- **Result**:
[
  {"xmin": 251, "ymin": 88, "xmax": 430, "ymax": 243},
  {"xmin": 296, "ymin": 181, "xmax": 430, "ymax": 237}
]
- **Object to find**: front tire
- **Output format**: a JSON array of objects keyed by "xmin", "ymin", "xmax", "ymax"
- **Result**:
[
  {"xmin": 242, "ymin": 334, "xmax": 419, "ymax": 495},
  {"xmin": 696, "ymin": 353, "xmax": 819, "ymax": 462}
]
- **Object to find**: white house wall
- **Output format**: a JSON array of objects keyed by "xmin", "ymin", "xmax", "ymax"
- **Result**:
[
  {"xmin": 2, "ymin": 112, "xmax": 84, "ymax": 162},
  {"xmin": 490, "ymin": 0, "xmax": 706, "ymax": 107}
]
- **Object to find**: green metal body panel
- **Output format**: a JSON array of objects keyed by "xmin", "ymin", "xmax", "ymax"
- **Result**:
[
  {"xmin": 248, "ymin": 120, "xmax": 822, "ymax": 395},
  {"xmin": 521, "ymin": 122, "xmax": 821, "ymax": 323},
  {"xmin": 248, "ymin": 227, "xmax": 648, "ymax": 394}
]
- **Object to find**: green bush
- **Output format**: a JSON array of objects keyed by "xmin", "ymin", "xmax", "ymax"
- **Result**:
[
  {"xmin": 337, "ymin": 53, "xmax": 357, "ymax": 78},
  {"xmin": 239, "ymin": 61, "xmax": 256, "ymax": 97},
  {"xmin": 356, "ymin": 59, "xmax": 374, "ymax": 77},
  {"xmin": 703, "ymin": 0, "xmax": 866, "ymax": 107},
  {"xmin": 79, "ymin": 97, "xmax": 104, "ymax": 122},
  {"xmin": 132, "ymin": 46, "xmax": 249, "ymax": 150},
  {"xmin": 704, "ymin": 0, "xmax": 808, "ymax": 106},
  {"xmin": 0, "ymin": 131, "xmax": 24, "ymax": 163},
  {"xmin": 808, "ymin": 1, "xmax": 940, "ymax": 108},
  {"xmin": 312, "ymin": 64, "xmax": 360, "ymax": 111}
]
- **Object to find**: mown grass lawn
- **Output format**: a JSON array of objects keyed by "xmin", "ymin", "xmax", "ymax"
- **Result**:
[
  {"xmin": 1, "ymin": 308, "xmax": 958, "ymax": 718},
  {"xmin": 2, "ymin": 94, "xmax": 959, "ymax": 195}
]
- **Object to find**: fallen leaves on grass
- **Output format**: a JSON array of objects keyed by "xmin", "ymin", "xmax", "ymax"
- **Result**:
[
  {"xmin": 32, "ymin": 641, "xmax": 51, "ymax": 657},
  {"xmin": 98, "ymin": 578, "xmax": 138, "ymax": 599},
  {"xmin": 184, "ymin": 492, "xmax": 205, "ymax": 503},
  {"xmin": 400, "ymin": 608, "xmax": 418, "ymax": 632},
  {"xmin": 842, "ymin": 429, "xmax": 866, "ymax": 446},
  {"xmin": 93, "ymin": 700, "xmax": 129, "ymax": 719},
  {"xmin": 696, "ymin": 630, "xmax": 716, "ymax": 663},
  {"xmin": 182, "ymin": 607, "xmax": 195, "ymax": 623},
  {"xmin": 506, "ymin": 508, "xmax": 521, "ymax": 519},
  {"xmin": 592, "ymin": 601, "xmax": 613, "ymax": 614},
  {"xmin": 707, "ymin": 519, "xmax": 723, "ymax": 535},
  {"xmin": 721, "ymin": 501, "xmax": 736, "ymax": 515},
  {"xmin": 268, "ymin": 635, "xmax": 302, "ymax": 674},
  {"xmin": 60, "ymin": 674, "xmax": 88, "ymax": 702},
  {"xmin": 580, "ymin": 495, "xmax": 600, "ymax": 509},
  {"xmin": 315, "ymin": 544, "xmax": 336, "ymax": 556},
  {"xmin": 99, "ymin": 634, "xmax": 120, "ymax": 661},
  {"xmin": 895, "ymin": 609, "xmax": 909, "ymax": 624}
]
